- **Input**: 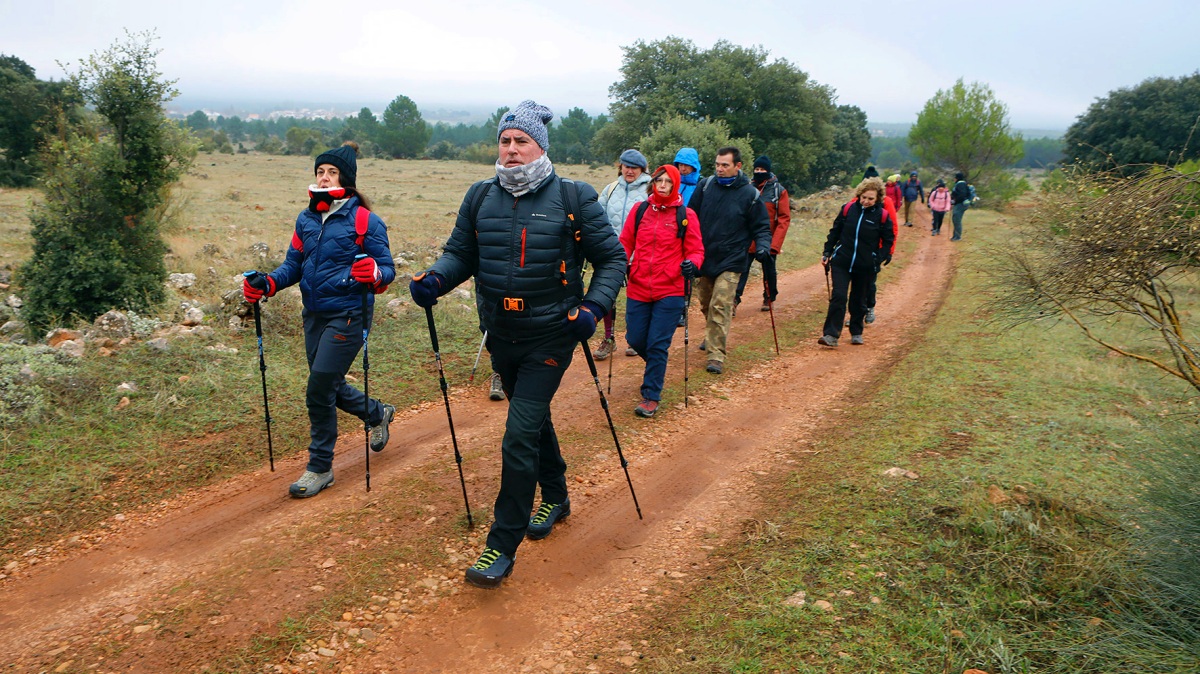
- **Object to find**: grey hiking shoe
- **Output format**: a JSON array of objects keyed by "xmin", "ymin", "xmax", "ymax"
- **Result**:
[
  {"xmin": 865, "ymin": 308, "xmax": 876, "ymax": 324},
  {"xmin": 818, "ymin": 334, "xmax": 838, "ymax": 347},
  {"xmin": 289, "ymin": 470, "xmax": 334, "ymax": 498},
  {"xmin": 369, "ymin": 403, "xmax": 395, "ymax": 452},
  {"xmin": 705, "ymin": 359, "xmax": 723, "ymax": 374},
  {"xmin": 624, "ymin": 346, "xmax": 638, "ymax": 357},
  {"xmin": 592, "ymin": 337, "xmax": 615, "ymax": 361},
  {"xmin": 489, "ymin": 373, "xmax": 506, "ymax": 401},
  {"xmin": 527, "ymin": 499, "xmax": 571, "ymax": 540},
  {"xmin": 465, "ymin": 547, "xmax": 514, "ymax": 589},
  {"xmin": 851, "ymin": 334, "xmax": 864, "ymax": 345}
]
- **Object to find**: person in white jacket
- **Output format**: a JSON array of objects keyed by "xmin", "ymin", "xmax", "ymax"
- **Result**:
[{"xmin": 594, "ymin": 148, "xmax": 651, "ymax": 360}]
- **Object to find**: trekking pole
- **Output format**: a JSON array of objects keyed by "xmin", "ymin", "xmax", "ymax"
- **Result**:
[
  {"xmin": 580, "ymin": 341, "xmax": 643, "ymax": 520},
  {"xmin": 242, "ymin": 271, "xmax": 274, "ymax": 472},
  {"xmin": 424, "ymin": 304, "xmax": 475, "ymax": 528},
  {"xmin": 823, "ymin": 260, "xmax": 832, "ymax": 301},
  {"xmin": 683, "ymin": 278, "xmax": 692, "ymax": 408},
  {"xmin": 468, "ymin": 330, "xmax": 488, "ymax": 383},
  {"xmin": 763, "ymin": 277, "xmax": 780, "ymax": 355},
  {"xmin": 356, "ymin": 255, "xmax": 372, "ymax": 493}
]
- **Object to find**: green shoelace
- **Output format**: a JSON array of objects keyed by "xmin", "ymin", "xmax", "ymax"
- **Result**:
[
  {"xmin": 531, "ymin": 503, "xmax": 560, "ymax": 526},
  {"xmin": 472, "ymin": 548, "xmax": 503, "ymax": 570}
]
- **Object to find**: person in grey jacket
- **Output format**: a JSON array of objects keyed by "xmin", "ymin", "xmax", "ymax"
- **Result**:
[
  {"xmin": 408, "ymin": 100, "xmax": 625, "ymax": 589},
  {"xmin": 594, "ymin": 148, "xmax": 650, "ymax": 360}
]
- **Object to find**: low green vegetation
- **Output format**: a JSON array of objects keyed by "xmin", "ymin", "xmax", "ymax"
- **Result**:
[{"xmin": 631, "ymin": 209, "xmax": 1200, "ymax": 673}]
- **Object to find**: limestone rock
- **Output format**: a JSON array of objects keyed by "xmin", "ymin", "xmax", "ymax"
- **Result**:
[
  {"xmin": 92, "ymin": 310, "xmax": 132, "ymax": 340},
  {"xmin": 181, "ymin": 307, "xmax": 204, "ymax": 326},
  {"xmin": 167, "ymin": 273, "xmax": 197, "ymax": 290},
  {"xmin": 58, "ymin": 340, "xmax": 85, "ymax": 358},
  {"xmin": 5, "ymin": 294, "xmax": 22, "ymax": 309},
  {"xmin": 146, "ymin": 338, "xmax": 169, "ymax": 352},
  {"xmin": 1, "ymin": 320, "xmax": 24, "ymax": 335},
  {"xmin": 882, "ymin": 467, "xmax": 919, "ymax": 480},
  {"xmin": 46, "ymin": 328, "xmax": 83, "ymax": 347}
]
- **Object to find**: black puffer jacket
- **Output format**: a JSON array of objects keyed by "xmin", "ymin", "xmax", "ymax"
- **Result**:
[
  {"xmin": 428, "ymin": 172, "xmax": 626, "ymax": 341},
  {"xmin": 688, "ymin": 171, "xmax": 771, "ymax": 276},
  {"xmin": 823, "ymin": 200, "xmax": 895, "ymax": 272}
]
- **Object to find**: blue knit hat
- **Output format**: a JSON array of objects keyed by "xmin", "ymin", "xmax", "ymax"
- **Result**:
[
  {"xmin": 497, "ymin": 100, "xmax": 553, "ymax": 151},
  {"xmin": 315, "ymin": 143, "xmax": 358, "ymax": 187},
  {"xmin": 619, "ymin": 148, "xmax": 648, "ymax": 170}
]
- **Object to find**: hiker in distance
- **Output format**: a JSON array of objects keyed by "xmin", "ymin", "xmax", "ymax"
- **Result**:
[
  {"xmin": 950, "ymin": 172, "xmax": 972, "ymax": 241},
  {"xmin": 619, "ymin": 164, "xmax": 704, "ymax": 417},
  {"xmin": 408, "ymin": 100, "xmax": 625, "ymax": 589},
  {"xmin": 673, "ymin": 147, "xmax": 703, "ymax": 206},
  {"xmin": 901, "ymin": 170, "xmax": 925, "ymax": 227},
  {"xmin": 818, "ymin": 177, "xmax": 896, "ymax": 347},
  {"xmin": 242, "ymin": 141, "xmax": 397, "ymax": 498},
  {"xmin": 928, "ymin": 178, "xmax": 951, "ymax": 236},
  {"xmin": 593, "ymin": 148, "xmax": 651, "ymax": 361},
  {"xmin": 734, "ymin": 155, "xmax": 790, "ymax": 315},
  {"xmin": 689, "ymin": 146, "xmax": 772, "ymax": 375}
]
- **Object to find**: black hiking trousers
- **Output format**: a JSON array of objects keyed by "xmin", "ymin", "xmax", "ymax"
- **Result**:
[
  {"xmin": 822, "ymin": 264, "xmax": 875, "ymax": 338},
  {"xmin": 485, "ymin": 330, "xmax": 576, "ymax": 557}
]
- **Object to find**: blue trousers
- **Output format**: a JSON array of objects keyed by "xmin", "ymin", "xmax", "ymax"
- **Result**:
[
  {"xmin": 303, "ymin": 309, "xmax": 386, "ymax": 473},
  {"xmin": 625, "ymin": 295, "xmax": 687, "ymax": 402},
  {"xmin": 951, "ymin": 204, "xmax": 969, "ymax": 239}
]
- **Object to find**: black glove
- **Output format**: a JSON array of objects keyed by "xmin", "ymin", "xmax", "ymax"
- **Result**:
[
  {"xmin": 408, "ymin": 271, "xmax": 444, "ymax": 308},
  {"xmin": 754, "ymin": 248, "xmax": 772, "ymax": 264},
  {"xmin": 680, "ymin": 260, "xmax": 697, "ymax": 280},
  {"xmin": 882, "ymin": 253, "xmax": 892, "ymax": 266},
  {"xmin": 563, "ymin": 300, "xmax": 604, "ymax": 342}
]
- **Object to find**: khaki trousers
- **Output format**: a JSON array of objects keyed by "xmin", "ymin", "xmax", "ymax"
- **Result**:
[{"xmin": 695, "ymin": 271, "xmax": 739, "ymax": 362}]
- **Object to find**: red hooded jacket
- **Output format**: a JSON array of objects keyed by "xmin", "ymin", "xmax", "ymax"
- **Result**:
[{"xmin": 620, "ymin": 164, "xmax": 705, "ymax": 302}]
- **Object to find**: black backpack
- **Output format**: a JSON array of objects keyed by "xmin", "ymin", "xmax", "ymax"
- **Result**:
[{"xmin": 631, "ymin": 200, "xmax": 689, "ymax": 242}]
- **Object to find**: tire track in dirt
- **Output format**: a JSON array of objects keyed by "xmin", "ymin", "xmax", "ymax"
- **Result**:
[{"xmin": 0, "ymin": 206, "xmax": 952, "ymax": 673}]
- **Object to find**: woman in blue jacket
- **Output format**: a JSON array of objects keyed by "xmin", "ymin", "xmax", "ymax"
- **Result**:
[{"xmin": 243, "ymin": 142, "xmax": 397, "ymax": 498}]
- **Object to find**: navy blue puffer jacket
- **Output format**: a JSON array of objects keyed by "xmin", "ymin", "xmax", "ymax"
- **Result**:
[{"xmin": 269, "ymin": 195, "xmax": 396, "ymax": 313}]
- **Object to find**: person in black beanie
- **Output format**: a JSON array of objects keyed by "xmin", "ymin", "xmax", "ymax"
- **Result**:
[
  {"xmin": 735, "ymin": 155, "xmax": 791, "ymax": 313},
  {"xmin": 242, "ymin": 141, "xmax": 397, "ymax": 498}
]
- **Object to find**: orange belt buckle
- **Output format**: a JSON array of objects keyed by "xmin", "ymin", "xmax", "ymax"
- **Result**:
[{"xmin": 503, "ymin": 297, "xmax": 524, "ymax": 311}]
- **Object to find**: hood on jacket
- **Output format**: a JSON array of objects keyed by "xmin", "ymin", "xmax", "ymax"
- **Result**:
[
  {"xmin": 673, "ymin": 147, "xmax": 701, "ymax": 172},
  {"xmin": 648, "ymin": 164, "xmax": 683, "ymax": 209}
]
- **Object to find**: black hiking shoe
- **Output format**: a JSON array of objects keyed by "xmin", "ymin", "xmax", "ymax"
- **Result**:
[
  {"xmin": 818, "ymin": 334, "xmax": 838, "ymax": 347},
  {"xmin": 526, "ymin": 499, "xmax": 571, "ymax": 540},
  {"xmin": 705, "ymin": 359, "xmax": 723, "ymax": 374},
  {"xmin": 465, "ymin": 548, "xmax": 514, "ymax": 589}
]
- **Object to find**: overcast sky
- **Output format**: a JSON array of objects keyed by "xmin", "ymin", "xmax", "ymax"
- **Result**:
[{"xmin": 4, "ymin": 0, "xmax": 1198, "ymax": 130}]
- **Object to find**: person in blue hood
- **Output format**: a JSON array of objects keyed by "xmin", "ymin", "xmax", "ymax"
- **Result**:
[{"xmin": 673, "ymin": 147, "xmax": 702, "ymax": 206}]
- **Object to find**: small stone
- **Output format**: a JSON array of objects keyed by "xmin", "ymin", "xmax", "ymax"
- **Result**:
[
  {"xmin": 0, "ymin": 319, "xmax": 24, "ymax": 335},
  {"xmin": 813, "ymin": 600, "xmax": 834, "ymax": 611},
  {"xmin": 117, "ymin": 382, "xmax": 139, "ymax": 393},
  {"xmin": 317, "ymin": 647, "xmax": 336, "ymax": 657},
  {"xmin": 963, "ymin": 670, "xmax": 991, "ymax": 674},
  {"xmin": 320, "ymin": 558, "xmax": 336, "ymax": 569},
  {"xmin": 783, "ymin": 591, "xmax": 807, "ymax": 607},
  {"xmin": 115, "ymin": 397, "xmax": 131, "ymax": 411},
  {"xmin": 5, "ymin": 294, "xmax": 22, "ymax": 309},
  {"xmin": 132, "ymin": 625, "xmax": 152, "ymax": 634},
  {"xmin": 114, "ymin": 513, "xmax": 126, "ymax": 522},
  {"xmin": 882, "ymin": 467, "xmax": 919, "ymax": 480},
  {"xmin": 360, "ymin": 628, "xmax": 377, "ymax": 641},
  {"xmin": 870, "ymin": 596, "xmax": 882, "ymax": 604},
  {"xmin": 178, "ymin": 375, "xmax": 190, "ymax": 383},
  {"xmin": 46, "ymin": 328, "xmax": 83, "ymax": 347},
  {"xmin": 950, "ymin": 629, "xmax": 966, "ymax": 638},
  {"xmin": 181, "ymin": 307, "xmax": 205, "ymax": 326},
  {"xmin": 92, "ymin": 310, "xmax": 131, "ymax": 339},
  {"xmin": 57, "ymin": 340, "xmax": 85, "ymax": 358},
  {"xmin": 119, "ymin": 614, "xmax": 138, "ymax": 624},
  {"xmin": 54, "ymin": 661, "xmax": 74, "ymax": 673},
  {"xmin": 310, "ymin": 585, "xmax": 325, "ymax": 592},
  {"xmin": 987, "ymin": 484, "xmax": 1011, "ymax": 505},
  {"xmin": 146, "ymin": 338, "xmax": 169, "ymax": 352},
  {"xmin": 167, "ymin": 273, "xmax": 197, "ymax": 290},
  {"xmin": 618, "ymin": 657, "xmax": 636, "ymax": 666},
  {"xmin": 342, "ymin": 612, "xmax": 353, "ymax": 621}
]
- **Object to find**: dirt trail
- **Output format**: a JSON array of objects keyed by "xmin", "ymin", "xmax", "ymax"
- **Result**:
[{"xmin": 1, "ymin": 207, "xmax": 953, "ymax": 673}]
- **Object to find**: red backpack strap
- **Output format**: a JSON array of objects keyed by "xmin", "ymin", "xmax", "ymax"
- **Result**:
[
  {"xmin": 354, "ymin": 207, "xmax": 371, "ymax": 250},
  {"xmin": 842, "ymin": 200, "xmax": 854, "ymax": 216}
]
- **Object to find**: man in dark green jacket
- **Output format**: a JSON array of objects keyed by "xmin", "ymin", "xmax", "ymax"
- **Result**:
[
  {"xmin": 688, "ymin": 146, "xmax": 772, "ymax": 375},
  {"xmin": 409, "ymin": 100, "xmax": 626, "ymax": 589}
]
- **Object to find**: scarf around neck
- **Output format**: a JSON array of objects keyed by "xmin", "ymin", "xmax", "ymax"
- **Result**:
[
  {"xmin": 495, "ymin": 153, "xmax": 553, "ymax": 197},
  {"xmin": 308, "ymin": 186, "xmax": 350, "ymax": 222}
]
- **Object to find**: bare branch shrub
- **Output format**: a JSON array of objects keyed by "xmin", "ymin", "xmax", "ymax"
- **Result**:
[{"xmin": 992, "ymin": 164, "xmax": 1200, "ymax": 393}]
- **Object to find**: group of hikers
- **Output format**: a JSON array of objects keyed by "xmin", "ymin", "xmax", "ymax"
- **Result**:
[{"xmin": 241, "ymin": 99, "xmax": 976, "ymax": 588}]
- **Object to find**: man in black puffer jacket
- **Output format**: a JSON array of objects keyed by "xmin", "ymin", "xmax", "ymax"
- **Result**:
[
  {"xmin": 688, "ymin": 146, "xmax": 772, "ymax": 375},
  {"xmin": 409, "ymin": 100, "xmax": 626, "ymax": 589}
]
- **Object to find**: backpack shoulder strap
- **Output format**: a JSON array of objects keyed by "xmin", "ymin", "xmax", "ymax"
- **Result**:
[
  {"xmin": 557, "ymin": 178, "xmax": 584, "ymax": 288},
  {"xmin": 675, "ymin": 204, "xmax": 688, "ymax": 240},
  {"xmin": 631, "ymin": 200, "xmax": 651, "ymax": 242},
  {"xmin": 468, "ymin": 178, "xmax": 497, "ymax": 230},
  {"xmin": 842, "ymin": 200, "xmax": 854, "ymax": 216},
  {"xmin": 354, "ymin": 206, "xmax": 371, "ymax": 249}
]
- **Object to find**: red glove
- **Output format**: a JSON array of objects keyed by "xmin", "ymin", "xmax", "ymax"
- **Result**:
[
  {"xmin": 351, "ymin": 256, "xmax": 382, "ymax": 284},
  {"xmin": 242, "ymin": 274, "xmax": 275, "ymax": 302}
]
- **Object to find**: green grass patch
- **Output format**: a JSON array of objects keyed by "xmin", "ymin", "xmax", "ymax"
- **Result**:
[{"xmin": 629, "ymin": 208, "xmax": 1200, "ymax": 673}]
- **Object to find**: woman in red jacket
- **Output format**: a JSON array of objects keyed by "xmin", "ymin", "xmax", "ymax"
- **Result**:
[{"xmin": 619, "ymin": 164, "xmax": 705, "ymax": 417}]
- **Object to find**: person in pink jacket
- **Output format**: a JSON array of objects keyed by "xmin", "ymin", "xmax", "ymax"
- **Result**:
[
  {"xmin": 927, "ymin": 178, "xmax": 952, "ymax": 236},
  {"xmin": 619, "ymin": 164, "xmax": 705, "ymax": 417}
]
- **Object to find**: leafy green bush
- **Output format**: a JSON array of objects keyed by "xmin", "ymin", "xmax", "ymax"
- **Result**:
[
  {"xmin": 636, "ymin": 114, "xmax": 752, "ymax": 175},
  {"xmin": 16, "ymin": 32, "xmax": 195, "ymax": 331}
]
